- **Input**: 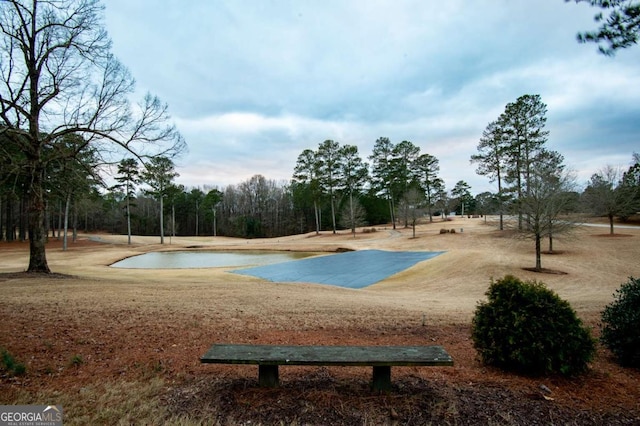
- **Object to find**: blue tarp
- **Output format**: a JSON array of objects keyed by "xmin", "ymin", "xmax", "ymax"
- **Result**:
[{"xmin": 231, "ymin": 249, "xmax": 444, "ymax": 289}]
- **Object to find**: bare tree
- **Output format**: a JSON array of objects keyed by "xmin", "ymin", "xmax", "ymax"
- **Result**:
[
  {"xmin": 0, "ymin": 0, "xmax": 185, "ymax": 272},
  {"xmin": 338, "ymin": 198, "xmax": 367, "ymax": 237},
  {"xmin": 401, "ymin": 187, "xmax": 425, "ymax": 238},
  {"xmin": 517, "ymin": 150, "xmax": 576, "ymax": 271}
]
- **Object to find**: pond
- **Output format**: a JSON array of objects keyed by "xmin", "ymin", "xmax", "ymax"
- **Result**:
[
  {"xmin": 232, "ymin": 250, "xmax": 444, "ymax": 289},
  {"xmin": 110, "ymin": 249, "xmax": 444, "ymax": 289},
  {"xmin": 110, "ymin": 250, "xmax": 316, "ymax": 269}
]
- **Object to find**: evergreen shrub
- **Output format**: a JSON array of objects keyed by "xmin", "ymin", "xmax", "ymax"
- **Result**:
[
  {"xmin": 601, "ymin": 276, "xmax": 640, "ymax": 368},
  {"xmin": 472, "ymin": 275, "xmax": 595, "ymax": 376}
]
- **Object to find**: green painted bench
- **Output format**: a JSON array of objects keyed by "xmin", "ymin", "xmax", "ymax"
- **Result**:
[{"xmin": 200, "ymin": 344, "xmax": 454, "ymax": 391}]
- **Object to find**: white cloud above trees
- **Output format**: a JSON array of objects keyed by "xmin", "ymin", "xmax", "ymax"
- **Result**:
[{"xmin": 104, "ymin": 0, "xmax": 640, "ymax": 193}]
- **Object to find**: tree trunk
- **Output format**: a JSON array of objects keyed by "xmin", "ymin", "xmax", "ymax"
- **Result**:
[
  {"xmin": 516, "ymin": 175, "xmax": 523, "ymax": 231},
  {"xmin": 497, "ymin": 174, "xmax": 504, "ymax": 231},
  {"xmin": 212, "ymin": 207, "xmax": 217, "ymax": 237},
  {"xmin": 27, "ymin": 162, "xmax": 51, "ymax": 273},
  {"xmin": 535, "ymin": 233, "xmax": 542, "ymax": 271},
  {"xmin": 609, "ymin": 213, "xmax": 614, "ymax": 235},
  {"xmin": 44, "ymin": 200, "xmax": 49, "ymax": 240},
  {"xmin": 72, "ymin": 202, "xmax": 78, "ymax": 243},
  {"xmin": 19, "ymin": 190, "xmax": 27, "ymax": 241},
  {"xmin": 160, "ymin": 196, "xmax": 165, "ymax": 244},
  {"xmin": 349, "ymin": 191, "xmax": 355, "ymax": 236},
  {"xmin": 330, "ymin": 191, "xmax": 336, "ymax": 234},
  {"xmin": 195, "ymin": 200, "xmax": 199, "ymax": 237},
  {"xmin": 63, "ymin": 192, "xmax": 71, "ymax": 251},
  {"xmin": 172, "ymin": 204, "xmax": 175, "ymax": 238},
  {"xmin": 4, "ymin": 196, "xmax": 13, "ymax": 241},
  {"xmin": 126, "ymin": 193, "xmax": 132, "ymax": 245},
  {"xmin": 57, "ymin": 200, "xmax": 62, "ymax": 240},
  {"xmin": 313, "ymin": 200, "xmax": 320, "ymax": 235},
  {"xmin": 274, "ymin": 201, "xmax": 279, "ymax": 237},
  {"xmin": 403, "ymin": 204, "xmax": 409, "ymax": 228},
  {"xmin": 388, "ymin": 194, "xmax": 396, "ymax": 230}
]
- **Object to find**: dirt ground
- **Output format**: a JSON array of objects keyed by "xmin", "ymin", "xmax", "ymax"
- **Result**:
[{"xmin": 1, "ymin": 216, "xmax": 639, "ymax": 425}]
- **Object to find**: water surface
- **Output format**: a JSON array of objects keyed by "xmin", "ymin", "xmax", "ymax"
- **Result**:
[
  {"xmin": 111, "ymin": 250, "xmax": 316, "ymax": 269},
  {"xmin": 232, "ymin": 249, "xmax": 444, "ymax": 288},
  {"xmin": 111, "ymin": 249, "xmax": 444, "ymax": 289}
]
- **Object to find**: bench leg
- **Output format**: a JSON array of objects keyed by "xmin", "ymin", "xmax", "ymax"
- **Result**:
[
  {"xmin": 372, "ymin": 366, "xmax": 391, "ymax": 392},
  {"xmin": 258, "ymin": 365, "xmax": 279, "ymax": 387}
]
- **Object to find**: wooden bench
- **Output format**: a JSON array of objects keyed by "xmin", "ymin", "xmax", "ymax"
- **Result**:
[{"xmin": 200, "ymin": 344, "xmax": 453, "ymax": 391}]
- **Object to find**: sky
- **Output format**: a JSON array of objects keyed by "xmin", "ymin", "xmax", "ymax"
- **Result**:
[{"xmin": 103, "ymin": 1, "xmax": 640, "ymax": 195}]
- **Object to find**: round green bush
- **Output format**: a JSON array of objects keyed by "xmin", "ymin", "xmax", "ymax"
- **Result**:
[
  {"xmin": 601, "ymin": 276, "xmax": 640, "ymax": 368},
  {"xmin": 471, "ymin": 275, "xmax": 595, "ymax": 376}
]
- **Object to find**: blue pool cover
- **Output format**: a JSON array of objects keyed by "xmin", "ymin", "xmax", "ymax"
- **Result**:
[{"xmin": 231, "ymin": 249, "xmax": 444, "ymax": 289}]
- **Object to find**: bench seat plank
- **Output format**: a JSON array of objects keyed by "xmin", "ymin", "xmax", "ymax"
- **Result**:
[
  {"xmin": 201, "ymin": 344, "xmax": 453, "ymax": 391},
  {"xmin": 201, "ymin": 344, "xmax": 453, "ymax": 366}
]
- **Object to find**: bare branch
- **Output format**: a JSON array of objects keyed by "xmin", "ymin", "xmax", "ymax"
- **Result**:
[{"xmin": 0, "ymin": 0, "xmax": 185, "ymax": 272}]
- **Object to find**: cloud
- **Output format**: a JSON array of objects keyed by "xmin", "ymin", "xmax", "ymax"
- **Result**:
[{"xmin": 103, "ymin": 1, "xmax": 640, "ymax": 195}]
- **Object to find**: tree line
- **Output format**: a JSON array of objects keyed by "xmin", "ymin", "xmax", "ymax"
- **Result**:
[
  {"xmin": 0, "ymin": 137, "xmax": 461, "ymax": 242},
  {"xmin": 3, "ymin": 97, "xmax": 638, "ymax": 256}
]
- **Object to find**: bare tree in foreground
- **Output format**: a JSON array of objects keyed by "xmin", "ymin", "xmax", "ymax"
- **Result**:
[{"xmin": 0, "ymin": 0, "xmax": 185, "ymax": 272}]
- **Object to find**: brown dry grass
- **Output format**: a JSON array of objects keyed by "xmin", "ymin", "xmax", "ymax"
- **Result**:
[{"xmin": 1, "ymin": 216, "xmax": 639, "ymax": 425}]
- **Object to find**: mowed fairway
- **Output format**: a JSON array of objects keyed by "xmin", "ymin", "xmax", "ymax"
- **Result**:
[{"xmin": 1, "ymin": 217, "xmax": 639, "ymax": 425}]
